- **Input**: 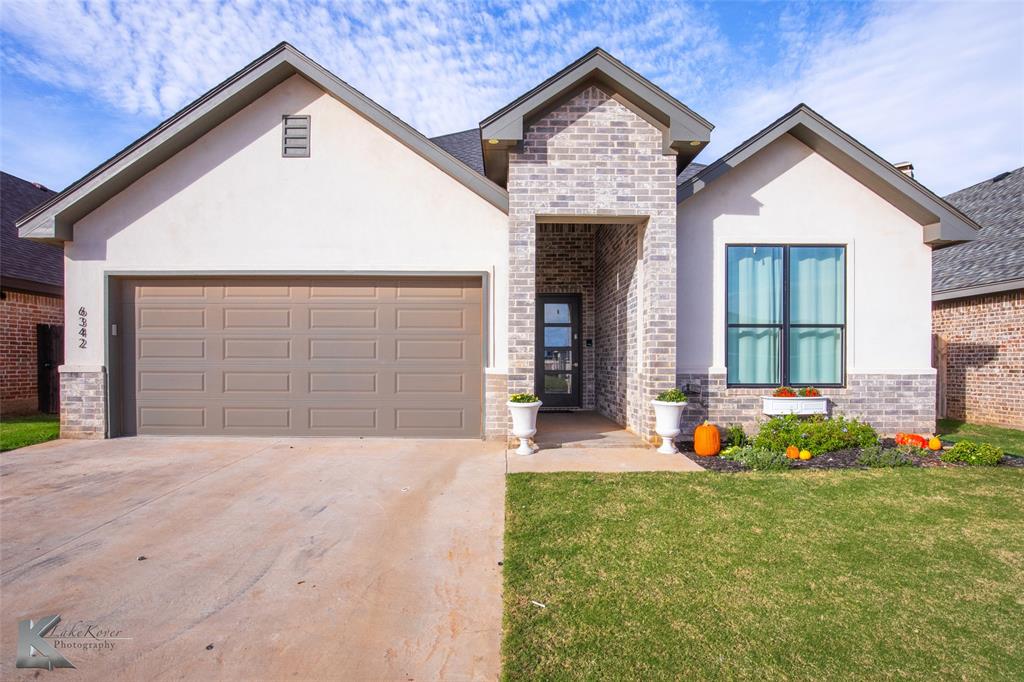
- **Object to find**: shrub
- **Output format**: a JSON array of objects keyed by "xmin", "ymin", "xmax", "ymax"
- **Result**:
[
  {"xmin": 509, "ymin": 393, "xmax": 540, "ymax": 403},
  {"xmin": 720, "ymin": 445, "xmax": 789, "ymax": 471},
  {"xmin": 655, "ymin": 388, "xmax": 687, "ymax": 403},
  {"xmin": 724, "ymin": 424, "xmax": 747, "ymax": 448},
  {"xmin": 753, "ymin": 415, "xmax": 878, "ymax": 456},
  {"xmin": 940, "ymin": 440, "xmax": 1004, "ymax": 466},
  {"xmin": 857, "ymin": 444, "xmax": 913, "ymax": 468}
]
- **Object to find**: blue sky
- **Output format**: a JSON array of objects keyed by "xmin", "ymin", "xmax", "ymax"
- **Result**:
[{"xmin": 1, "ymin": 0, "xmax": 1021, "ymax": 195}]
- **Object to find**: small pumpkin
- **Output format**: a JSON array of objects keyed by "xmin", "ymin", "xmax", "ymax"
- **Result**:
[
  {"xmin": 928, "ymin": 436, "xmax": 942, "ymax": 451},
  {"xmin": 799, "ymin": 450, "xmax": 812, "ymax": 460},
  {"xmin": 895, "ymin": 432, "xmax": 907, "ymax": 446},
  {"xmin": 694, "ymin": 421, "xmax": 721, "ymax": 457},
  {"xmin": 906, "ymin": 434, "xmax": 927, "ymax": 449},
  {"xmin": 786, "ymin": 445, "xmax": 800, "ymax": 459}
]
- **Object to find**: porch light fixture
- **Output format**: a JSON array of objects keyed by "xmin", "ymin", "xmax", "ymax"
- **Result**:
[
  {"xmin": 487, "ymin": 138, "xmax": 500, "ymax": 144},
  {"xmin": 689, "ymin": 140, "xmax": 701, "ymax": 146}
]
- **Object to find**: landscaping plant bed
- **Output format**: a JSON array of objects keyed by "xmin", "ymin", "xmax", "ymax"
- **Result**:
[{"xmin": 678, "ymin": 439, "xmax": 1024, "ymax": 471}]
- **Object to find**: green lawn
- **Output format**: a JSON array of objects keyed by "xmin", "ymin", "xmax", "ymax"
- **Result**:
[
  {"xmin": 938, "ymin": 419, "xmax": 1024, "ymax": 456},
  {"xmin": 504, "ymin": 469, "xmax": 1024, "ymax": 680},
  {"xmin": 0, "ymin": 413, "xmax": 60, "ymax": 452}
]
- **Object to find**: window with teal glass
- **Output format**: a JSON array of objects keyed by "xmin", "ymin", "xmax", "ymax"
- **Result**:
[{"xmin": 726, "ymin": 245, "xmax": 845, "ymax": 386}]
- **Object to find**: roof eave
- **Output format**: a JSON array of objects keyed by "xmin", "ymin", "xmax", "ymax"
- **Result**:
[
  {"xmin": 933, "ymin": 277, "xmax": 1024, "ymax": 301},
  {"xmin": 677, "ymin": 105, "xmax": 981, "ymax": 246},
  {"xmin": 18, "ymin": 43, "xmax": 508, "ymax": 243}
]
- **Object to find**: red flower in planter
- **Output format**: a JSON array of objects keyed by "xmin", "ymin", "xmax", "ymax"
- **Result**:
[
  {"xmin": 799, "ymin": 387, "xmax": 821, "ymax": 397},
  {"xmin": 772, "ymin": 386, "xmax": 798, "ymax": 397}
]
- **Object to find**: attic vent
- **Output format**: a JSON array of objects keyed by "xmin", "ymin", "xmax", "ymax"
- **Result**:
[{"xmin": 282, "ymin": 115, "xmax": 310, "ymax": 157}]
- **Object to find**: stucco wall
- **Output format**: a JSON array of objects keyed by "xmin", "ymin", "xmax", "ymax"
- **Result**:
[
  {"xmin": 677, "ymin": 134, "xmax": 934, "ymax": 376},
  {"xmin": 676, "ymin": 134, "xmax": 936, "ymax": 434},
  {"xmin": 64, "ymin": 74, "xmax": 509, "ymax": 375}
]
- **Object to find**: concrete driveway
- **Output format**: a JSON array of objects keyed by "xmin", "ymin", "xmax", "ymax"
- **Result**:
[{"xmin": 0, "ymin": 437, "xmax": 506, "ymax": 680}]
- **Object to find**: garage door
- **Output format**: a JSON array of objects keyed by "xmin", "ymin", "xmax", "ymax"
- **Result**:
[{"xmin": 120, "ymin": 277, "xmax": 482, "ymax": 437}]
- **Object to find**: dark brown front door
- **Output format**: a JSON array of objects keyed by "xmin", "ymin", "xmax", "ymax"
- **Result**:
[
  {"xmin": 535, "ymin": 294, "xmax": 581, "ymax": 408},
  {"xmin": 37, "ymin": 324, "xmax": 63, "ymax": 414}
]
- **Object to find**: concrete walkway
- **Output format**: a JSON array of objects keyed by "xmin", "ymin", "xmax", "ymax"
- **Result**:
[{"xmin": 0, "ymin": 437, "xmax": 506, "ymax": 681}]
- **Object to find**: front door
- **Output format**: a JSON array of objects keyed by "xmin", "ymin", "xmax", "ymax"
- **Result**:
[{"xmin": 535, "ymin": 294, "xmax": 581, "ymax": 408}]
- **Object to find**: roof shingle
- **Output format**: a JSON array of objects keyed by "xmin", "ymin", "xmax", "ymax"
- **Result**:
[
  {"xmin": 934, "ymin": 167, "xmax": 1024, "ymax": 294},
  {"xmin": 1, "ymin": 171, "xmax": 62, "ymax": 290}
]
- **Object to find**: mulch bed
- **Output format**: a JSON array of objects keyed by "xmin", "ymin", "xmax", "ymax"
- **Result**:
[{"xmin": 678, "ymin": 438, "xmax": 1024, "ymax": 472}]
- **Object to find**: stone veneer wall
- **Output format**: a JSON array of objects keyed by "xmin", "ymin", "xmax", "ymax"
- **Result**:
[
  {"xmin": 484, "ymin": 370, "xmax": 508, "ymax": 440},
  {"xmin": 932, "ymin": 289, "xmax": 1024, "ymax": 429},
  {"xmin": 506, "ymin": 85, "xmax": 677, "ymax": 440},
  {"xmin": 594, "ymin": 225, "xmax": 639, "ymax": 427},
  {"xmin": 536, "ymin": 224, "xmax": 596, "ymax": 409},
  {"xmin": 0, "ymin": 289, "xmax": 64, "ymax": 414},
  {"xmin": 676, "ymin": 372, "xmax": 936, "ymax": 437},
  {"xmin": 60, "ymin": 368, "xmax": 107, "ymax": 439}
]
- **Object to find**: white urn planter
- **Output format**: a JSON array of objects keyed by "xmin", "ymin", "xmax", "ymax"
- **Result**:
[
  {"xmin": 761, "ymin": 396, "xmax": 828, "ymax": 416},
  {"xmin": 507, "ymin": 400, "xmax": 542, "ymax": 455},
  {"xmin": 652, "ymin": 399, "xmax": 687, "ymax": 455}
]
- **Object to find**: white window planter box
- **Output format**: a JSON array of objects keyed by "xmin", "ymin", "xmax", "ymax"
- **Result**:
[{"xmin": 761, "ymin": 396, "xmax": 829, "ymax": 416}]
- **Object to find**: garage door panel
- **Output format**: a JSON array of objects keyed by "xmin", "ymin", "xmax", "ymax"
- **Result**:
[
  {"xmin": 308, "ymin": 372, "xmax": 378, "ymax": 394},
  {"xmin": 139, "ymin": 308, "xmax": 207, "ymax": 329},
  {"xmin": 309, "ymin": 308, "xmax": 379, "ymax": 329},
  {"xmin": 309, "ymin": 338, "xmax": 379, "ymax": 360},
  {"xmin": 139, "ymin": 406, "xmax": 206, "ymax": 429},
  {"xmin": 123, "ymin": 277, "xmax": 482, "ymax": 437},
  {"xmin": 139, "ymin": 371, "xmax": 206, "ymax": 392},
  {"xmin": 139, "ymin": 338, "xmax": 207, "ymax": 359},
  {"xmin": 309, "ymin": 408, "xmax": 377, "ymax": 429},
  {"xmin": 222, "ymin": 372, "xmax": 291, "ymax": 393},
  {"xmin": 223, "ymin": 308, "xmax": 292, "ymax": 329},
  {"xmin": 223, "ymin": 338, "xmax": 292, "ymax": 359}
]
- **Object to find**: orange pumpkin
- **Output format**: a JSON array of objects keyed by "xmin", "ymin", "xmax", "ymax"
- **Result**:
[
  {"xmin": 906, "ymin": 434, "xmax": 927, "ymax": 449},
  {"xmin": 928, "ymin": 436, "xmax": 942, "ymax": 451},
  {"xmin": 786, "ymin": 445, "xmax": 800, "ymax": 459},
  {"xmin": 694, "ymin": 421, "xmax": 721, "ymax": 457}
]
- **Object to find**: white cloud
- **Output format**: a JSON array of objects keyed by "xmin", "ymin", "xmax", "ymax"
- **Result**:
[
  {"xmin": 705, "ymin": 1, "xmax": 1024, "ymax": 194},
  {"xmin": 0, "ymin": 0, "xmax": 1020, "ymax": 194}
]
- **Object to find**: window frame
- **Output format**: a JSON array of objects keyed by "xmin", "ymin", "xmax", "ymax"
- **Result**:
[{"xmin": 725, "ymin": 243, "xmax": 847, "ymax": 388}]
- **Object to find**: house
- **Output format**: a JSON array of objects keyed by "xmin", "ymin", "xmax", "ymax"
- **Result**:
[
  {"xmin": 932, "ymin": 167, "xmax": 1023, "ymax": 429},
  {"xmin": 17, "ymin": 43, "xmax": 979, "ymax": 441},
  {"xmin": 1, "ymin": 172, "xmax": 63, "ymax": 415}
]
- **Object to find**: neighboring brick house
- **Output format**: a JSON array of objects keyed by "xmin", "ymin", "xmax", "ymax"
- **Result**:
[
  {"xmin": 1, "ymin": 171, "xmax": 63, "ymax": 415},
  {"xmin": 17, "ymin": 44, "xmax": 979, "ymax": 441},
  {"xmin": 932, "ymin": 167, "xmax": 1023, "ymax": 429}
]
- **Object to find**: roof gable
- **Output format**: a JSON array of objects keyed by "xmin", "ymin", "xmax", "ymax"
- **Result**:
[
  {"xmin": 19, "ymin": 43, "xmax": 508, "ymax": 242},
  {"xmin": 678, "ymin": 104, "xmax": 980, "ymax": 246},
  {"xmin": 478, "ymin": 48, "xmax": 713, "ymax": 186}
]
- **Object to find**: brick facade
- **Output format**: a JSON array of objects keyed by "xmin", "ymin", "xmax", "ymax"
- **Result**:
[
  {"xmin": 484, "ymin": 369, "xmax": 508, "ymax": 440},
  {"xmin": 506, "ymin": 85, "xmax": 677, "ymax": 441},
  {"xmin": 932, "ymin": 289, "xmax": 1024, "ymax": 429},
  {"xmin": 0, "ymin": 289, "xmax": 63, "ymax": 414},
  {"xmin": 59, "ymin": 368, "xmax": 107, "ymax": 439},
  {"xmin": 594, "ymin": 224, "xmax": 640, "ymax": 427},
  {"xmin": 676, "ymin": 372, "xmax": 936, "ymax": 437}
]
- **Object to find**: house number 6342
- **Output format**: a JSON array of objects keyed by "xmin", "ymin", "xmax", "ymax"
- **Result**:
[{"xmin": 78, "ymin": 307, "xmax": 88, "ymax": 349}]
